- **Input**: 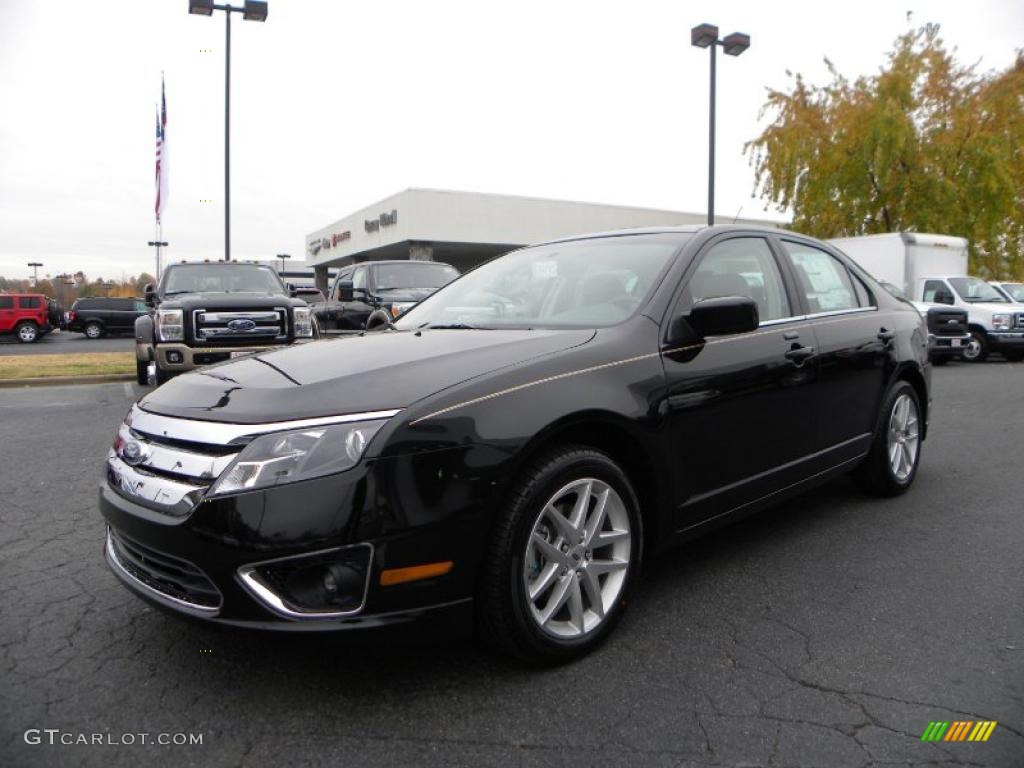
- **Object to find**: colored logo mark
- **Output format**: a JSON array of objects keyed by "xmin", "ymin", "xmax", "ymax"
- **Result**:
[{"xmin": 921, "ymin": 721, "xmax": 997, "ymax": 742}]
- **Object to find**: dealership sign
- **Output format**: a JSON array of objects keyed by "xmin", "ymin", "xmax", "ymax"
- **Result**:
[
  {"xmin": 365, "ymin": 209, "xmax": 398, "ymax": 233},
  {"xmin": 308, "ymin": 230, "xmax": 351, "ymax": 256}
]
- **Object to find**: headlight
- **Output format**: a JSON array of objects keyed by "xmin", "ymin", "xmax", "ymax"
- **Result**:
[
  {"xmin": 390, "ymin": 302, "xmax": 415, "ymax": 319},
  {"xmin": 992, "ymin": 313, "xmax": 1011, "ymax": 330},
  {"xmin": 156, "ymin": 309, "xmax": 184, "ymax": 341},
  {"xmin": 293, "ymin": 307, "xmax": 313, "ymax": 338},
  {"xmin": 210, "ymin": 419, "xmax": 386, "ymax": 495}
]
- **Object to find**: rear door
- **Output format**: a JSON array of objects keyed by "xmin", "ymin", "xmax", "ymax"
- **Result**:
[
  {"xmin": 662, "ymin": 234, "xmax": 822, "ymax": 528},
  {"xmin": 777, "ymin": 237, "xmax": 893, "ymax": 463}
]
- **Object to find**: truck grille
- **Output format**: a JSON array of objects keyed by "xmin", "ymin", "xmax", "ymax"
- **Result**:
[
  {"xmin": 1015, "ymin": 313, "xmax": 1024, "ymax": 330},
  {"xmin": 926, "ymin": 308, "xmax": 968, "ymax": 336},
  {"xmin": 192, "ymin": 308, "xmax": 287, "ymax": 344},
  {"xmin": 107, "ymin": 528, "xmax": 222, "ymax": 611}
]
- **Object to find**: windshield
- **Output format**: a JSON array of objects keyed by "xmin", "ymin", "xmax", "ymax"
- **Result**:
[
  {"xmin": 949, "ymin": 277, "xmax": 1007, "ymax": 303},
  {"xmin": 162, "ymin": 264, "xmax": 284, "ymax": 294},
  {"xmin": 374, "ymin": 263, "xmax": 460, "ymax": 291},
  {"xmin": 880, "ymin": 282, "xmax": 908, "ymax": 301},
  {"xmin": 394, "ymin": 234, "xmax": 685, "ymax": 330},
  {"xmin": 998, "ymin": 282, "xmax": 1024, "ymax": 302}
]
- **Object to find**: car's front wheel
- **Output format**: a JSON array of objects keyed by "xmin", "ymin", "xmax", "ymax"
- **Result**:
[
  {"xmin": 854, "ymin": 380, "xmax": 922, "ymax": 496},
  {"xmin": 478, "ymin": 446, "xmax": 642, "ymax": 663},
  {"xmin": 960, "ymin": 330, "xmax": 988, "ymax": 362},
  {"xmin": 136, "ymin": 359, "xmax": 149, "ymax": 386}
]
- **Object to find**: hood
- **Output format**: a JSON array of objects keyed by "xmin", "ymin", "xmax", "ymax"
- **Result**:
[
  {"xmin": 374, "ymin": 287, "xmax": 436, "ymax": 302},
  {"xmin": 159, "ymin": 291, "xmax": 300, "ymax": 309},
  {"xmin": 139, "ymin": 328, "xmax": 595, "ymax": 423}
]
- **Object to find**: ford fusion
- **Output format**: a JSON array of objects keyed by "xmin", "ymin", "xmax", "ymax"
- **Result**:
[{"xmin": 100, "ymin": 226, "xmax": 929, "ymax": 662}]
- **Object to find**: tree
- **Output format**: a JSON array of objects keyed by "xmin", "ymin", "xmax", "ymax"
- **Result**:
[{"xmin": 746, "ymin": 24, "xmax": 1024, "ymax": 278}]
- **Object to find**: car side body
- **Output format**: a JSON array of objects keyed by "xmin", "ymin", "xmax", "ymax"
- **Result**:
[
  {"xmin": 68, "ymin": 297, "xmax": 149, "ymax": 338},
  {"xmin": 0, "ymin": 293, "xmax": 55, "ymax": 343},
  {"xmin": 100, "ymin": 226, "xmax": 930, "ymax": 660}
]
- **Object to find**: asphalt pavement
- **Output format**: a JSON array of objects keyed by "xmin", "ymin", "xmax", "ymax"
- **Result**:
[
  {"xmin": 0, "ymin": 330, "xmax": 135, "ymax": 356},
  {"xmin": 1, "ymin": 363, "xmax": 1021, "ymax": 767}
]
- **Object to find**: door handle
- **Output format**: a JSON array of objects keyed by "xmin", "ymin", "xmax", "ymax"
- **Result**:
[
  {"xmin": 878, "ymin": 328, "xmax": 895, "ymax": 344},
  {"xmin": 785, "ymin": 345, "xmax": 816, "ymax": 364}
]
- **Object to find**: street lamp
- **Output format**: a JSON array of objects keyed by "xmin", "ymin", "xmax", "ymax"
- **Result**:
[
  {"xmin": 27, "ymin": 262, "xmax": 43, "ymax": 286},
  {"xmin": 276, "ymin": 253, "xmax": 291, "ymax": 274},
  {"xmin": 147, "ymin": 240, "xmax": 169, "ymax": 281},
  {"xmin": 188, "ymin": 0, "xmax": 268, "ymax": 261},
  {"xmin": 103, "ymin": 281, "xmax": 116, "ymax": 296},
  {"xmin": 691, "ymin": 23, "xmax": 750, "ymax": 226}
]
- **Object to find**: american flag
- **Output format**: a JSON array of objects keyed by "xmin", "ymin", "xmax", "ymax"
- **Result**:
[{"xmin": 155, "ymin": 77, "xmax": 168, "ymax": 222}]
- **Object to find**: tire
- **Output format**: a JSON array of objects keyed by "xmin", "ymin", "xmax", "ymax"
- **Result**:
[
  {"xmin": 477, "ymin": 445, "xmax": 643, "ymax": 664},
  {"xmin": 84, "ymin": 322, "xmax": 104, "ymax": 340},
  {"xmin": 960, "ymin": 330, "xmax": 988, "ymax": 362},
  {"xmin": 154, "ymin": 365, "xmax": 172, "ymax": 386},
  {"xmin": 136, "ymin": 359, "xmax": 149, "ymax": 386},
  {"xmin": 15, "ymin": 322, "xmax": 38, "ymax": 343},
  {"xmin": 853, "ymin": 380, "xmax": 923, "ymax": 497}
]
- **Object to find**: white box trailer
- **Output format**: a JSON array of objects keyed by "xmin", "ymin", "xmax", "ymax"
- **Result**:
[{"xmin": 827, "ymin": 232, "xmax": 968, "ymax": 293}]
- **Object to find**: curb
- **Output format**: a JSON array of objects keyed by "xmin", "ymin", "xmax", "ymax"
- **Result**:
[{"xmin": 0, "ymin": 373, "xmax": 138, "ymax": 389}]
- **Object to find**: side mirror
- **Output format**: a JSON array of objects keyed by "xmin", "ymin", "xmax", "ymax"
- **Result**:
[
  {"xmin": 335, "ymin": 279, "xmax": 354, "ymax": 302},
  {"xmin": 670, "ymin": 296, "xmax": 759, "ymax": 343},
  {"xmin": 285, "ymin": 282, "xmax": 298, "ymax": 297},
  {"xmin": 144, "ymin": 283, "xmax": 156, "ymax": 307}
]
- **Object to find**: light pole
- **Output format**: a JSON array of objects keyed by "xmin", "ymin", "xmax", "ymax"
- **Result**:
[
  {"xmin": 147, "ymin": 240, "xmax": 168, "ymax": 280},
  {"xmin": 276, "ymin": 253, "xmax": 291, "ymax": 274},
  {"xmin": 189, "ymin": 0, "xmax": 268, "ymax": 262},
  {"xmin": 27, "ymin": 262, "xmax": 43, "ymax": 286},
  {"xmin": 691, "ymin": 23, "xmax": 750, "ymax": 226}
]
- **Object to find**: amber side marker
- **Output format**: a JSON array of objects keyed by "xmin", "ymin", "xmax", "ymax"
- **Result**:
[{"xmin": 380, "ymin": 561, "xmax": 454, "ymax": 587}]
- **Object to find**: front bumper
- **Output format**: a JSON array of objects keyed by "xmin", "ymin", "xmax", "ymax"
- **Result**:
[
  {"xmin": 986, "ymin": 331, "xmax": 1024, "ymax": 349},
  {"xmin": 98, "ymin": 441, "xmax": 494, "ymax": 631},
  {"xmin": 928, "ymin": 333, "xmax": 971, "ymax": 358},
  {"xmin": 153, "ymin": 341, "xmax": 295, "ymax": 371}
]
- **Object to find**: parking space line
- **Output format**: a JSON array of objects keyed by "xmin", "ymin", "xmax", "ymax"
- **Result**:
[{"xmin": 123, "ymin": 382, "xmax": 134, "ymax": 398}]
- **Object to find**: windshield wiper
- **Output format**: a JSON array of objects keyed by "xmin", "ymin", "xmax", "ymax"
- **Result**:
[{"xmin": 420, "ymin": 322, "xmax": 488, "ymax": 330}]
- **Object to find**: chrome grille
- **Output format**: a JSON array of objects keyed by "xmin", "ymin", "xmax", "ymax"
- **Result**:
[
  {"xmin": 192, "ymin": 308, "xmax": 287, "ymax": 344},
  {"xmin": 1016, "ymin": 313, "xmax": 1024, "ymax": 330},
  {"xmin": 107, "ymin": 528, "xmax": 221, "ymax": 612}
]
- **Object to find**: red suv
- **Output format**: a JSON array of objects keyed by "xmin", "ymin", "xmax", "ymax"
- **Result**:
[{"xmin": 0, "ymin": 293, "xmax": 56, "ymax": 343}]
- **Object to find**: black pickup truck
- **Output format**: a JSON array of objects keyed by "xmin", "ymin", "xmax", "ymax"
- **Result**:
[
  {"xmin": 311, "ymin": 260, "xmax": 459, "ymax": 332},
  {"xmin": 136, "ymin": 261, "xmax": 314, "ymax": 385}
]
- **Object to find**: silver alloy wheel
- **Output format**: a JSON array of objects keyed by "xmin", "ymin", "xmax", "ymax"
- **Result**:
[
  {"xmin": 887, "ymin": 393, "xmax": 920, "ymax": 482},
  {"xmin": 522, "ymin": 478, "xmax": 631, "ymax": 639},
  {"xmin": 18, "ymin": 324, "xmax": 37, "ymax": 342},
  {"xmin": 961, "ymin": 337, "xmax": 981, "ymax": 361},
  {"xmin": 85, "ymin": 323, "xmax": 102, "ymax": 339}
]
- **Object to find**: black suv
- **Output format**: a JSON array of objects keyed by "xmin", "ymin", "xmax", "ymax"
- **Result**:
[
  {"xmin": 312, "ymin": 260, "xmax": 460, "ymax": 332},
  {"xmin": 136, "ymin": 261, "xmax": 313, "ymax": 385},
  {"xmin": 68, "ymin": 297, "xmax": 148, "ymax": 339}
]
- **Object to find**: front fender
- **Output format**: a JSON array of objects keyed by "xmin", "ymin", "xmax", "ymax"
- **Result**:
[{"xmin": 134, "ymin": 315, "xmax": 154, "ymax": 361}]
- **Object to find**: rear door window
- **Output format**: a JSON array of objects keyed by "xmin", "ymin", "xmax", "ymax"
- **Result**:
[
  {"xmin": 782, "ymin": 241, "xmax": 859, "ymax": 313},
  {"xmin": 19, "ymin": 296, "xmax": 41, "ymax": 309}
]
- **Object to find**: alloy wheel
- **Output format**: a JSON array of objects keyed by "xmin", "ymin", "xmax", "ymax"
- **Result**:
[
  {"xmin": 961, "ymin": 338, "xmax": 981, "ymax": 361},
  {"xmin": 887, "ymin": 393, "xmax": 920, "ymax": 481},
  {"xmin": 85, "ymin": 324, "xmax": 102, "ymax": 339},
  {"xmin": 522, "ymin": 478, "xmax": 631, "ymax": 639},
  {"xmin": 18, "ymin": 324, "xmax": 37, "ymax": 342}
]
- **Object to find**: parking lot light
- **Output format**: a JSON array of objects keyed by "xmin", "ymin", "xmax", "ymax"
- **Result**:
[
  {"xmin": 188, "ymin": 0, "xmax": 213, "ymax": 15},
  {"xmin": 691, "ymin": 23, "xmax": 752, "ymax": 225}
]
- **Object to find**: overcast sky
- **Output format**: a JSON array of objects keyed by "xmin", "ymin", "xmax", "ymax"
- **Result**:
[{"xmin": 0, "ymin": 0, "xmax": 1021, "ymax": 281}]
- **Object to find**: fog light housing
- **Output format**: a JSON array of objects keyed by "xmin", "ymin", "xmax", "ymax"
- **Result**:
[
  {"xmin": 166, "ymin": 351, "xmax": 184, "ymax": 364},
  {"xmin": 238, "ymin": 544, "xmax": 372, "ymax": 617}
]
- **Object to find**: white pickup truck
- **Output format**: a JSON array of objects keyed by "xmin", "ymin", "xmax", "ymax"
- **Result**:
[{"xmin": 829, "ymin": 233, "xmax": 1024, "ymax": 362}]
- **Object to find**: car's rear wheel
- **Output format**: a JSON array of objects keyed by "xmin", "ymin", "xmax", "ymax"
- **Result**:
[
  {"xmin": 84, "ymin": 322, "xmax": 103, "ymax": 339},
  {"xmin": 960, "ymin": 330, "xmax": 987, "ymax": 362},
  {"xmin": 478, "ymin": 445, "xmax": 642, "ymax": 663},
  {"xmin": 15, "ymin": 322, "xmax": 39, "ymax": 343},
  {"xmin": 854, "ymin": 381, "xmax": 922, "ymax": 496}
]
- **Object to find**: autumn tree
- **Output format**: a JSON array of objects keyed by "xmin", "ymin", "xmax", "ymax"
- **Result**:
[{"xmin": 746, "ymin": 24, "xmax": 1024, "ymax": 278}]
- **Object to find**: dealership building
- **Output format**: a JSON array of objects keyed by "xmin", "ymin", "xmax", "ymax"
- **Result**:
[{"xmin": 304, "ymin": 188, "xmax": 781, "ymax": 292}]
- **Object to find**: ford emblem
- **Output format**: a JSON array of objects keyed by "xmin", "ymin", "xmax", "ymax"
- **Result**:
[
  {"xmin": 227, "ymin": 318, "xmax": 257, "ymax": 332},
  {"xmin": 121, "ymin": 440, "xmax": 146, "ymax": 466}
]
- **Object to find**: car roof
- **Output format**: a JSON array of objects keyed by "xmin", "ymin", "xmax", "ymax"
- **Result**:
[{"xmin": 535, "ymin": 224, "xmax": 785, "ymax": 247}]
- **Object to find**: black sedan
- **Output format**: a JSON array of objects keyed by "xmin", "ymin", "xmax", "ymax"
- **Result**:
[{"xmin": 99, "ymin": 226, "xmax": 929, "ymax": 663}]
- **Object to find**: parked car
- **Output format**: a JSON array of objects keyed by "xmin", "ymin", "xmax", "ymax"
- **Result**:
[
  {"xmin": 67, "ymin": 297, "xmax": 148, "ymax": 339},
  {"xmin": 989, "ymin": 281, "xmax": 1024, "ymax": 303},
  {"xmin": 292, "ymin": 286, "xmax": 326, "ymax": 304},
  {"xmin": 101, "ymin": 226, "xmax": 929, "ymax": 663},
  {"xmin": 312, "ymin": 260, "xmax": 460, "ymax": 332},
  {"xmin": 0, "ymin": 293, "xmax": 55, "ymax": 343},
  {"xmin": 879, "ymin": 281, "xmax": 971, "ymax": 364},
  {"xmin": 135, "ymin": 261, "xmax": 314, "ymax": 386}
]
